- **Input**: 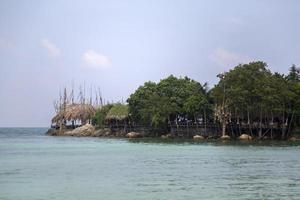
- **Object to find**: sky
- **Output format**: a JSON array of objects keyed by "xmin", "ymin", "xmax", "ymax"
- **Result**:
[{"xmin": 0, "ymin": 0, "xmax": 300, "ymax": 127}]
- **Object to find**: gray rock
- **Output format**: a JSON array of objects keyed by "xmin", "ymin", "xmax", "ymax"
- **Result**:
[
  {"xmin": 46, "ymin": 128, "xmax": 58, "ymax": 136},
  {"xmin": 239, "ymin": 134, "xmax": 252, "ymax": 140},
  {"xmin": 64, "ymin": 124, "xmax": 95, "ymax": 136},
  {"xmin": 220, "ymin": 135, "xmax": 231, "ymax": 140},
  {"xmin": 193, "ymin": 135, "xmax": 205, "ymax": 140},
  {"xmin": 126, "ymin": 132, "xmax": 142, "ymax": 138}
]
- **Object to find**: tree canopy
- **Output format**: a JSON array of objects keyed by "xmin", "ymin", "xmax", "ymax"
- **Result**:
[
  {"xmin": 211, "ymin": 61, "xmax": 300, "ymax": 138},
  {"xmin": 93, "ymin": 61, "xmax": 300, "ymax": 139},
  {"xmin": 127, "ymin": 75, "xmax": 210, "ymax": 127}
]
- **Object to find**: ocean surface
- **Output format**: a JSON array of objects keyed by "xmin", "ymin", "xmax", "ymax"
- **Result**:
[{"xmin": 0, "ymin": 128, "xmax": 300, "ymax": 200}]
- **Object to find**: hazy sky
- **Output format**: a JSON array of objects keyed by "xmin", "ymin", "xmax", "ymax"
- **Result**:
[{"xmin": 0, "ymin": 0, "xmax": 299, "ymax": 127}]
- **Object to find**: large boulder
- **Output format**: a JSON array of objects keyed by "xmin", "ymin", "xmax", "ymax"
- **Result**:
[
  {"xmin": 220, "ymin": 135, "xmax": 231, "ymax": 140},
  {"xmin": 65, "ymin": 124, "xmax": 95, "ymax": 136},
  {"xmin": 126, "ymin": 132, "xmax": 142, "ymax": 138},
  {"xmin": 239, "ymin": 134, "xmax": 252, "ymax": 140},
  {"xmin": 193, "ymin": 135, "xmax": 205, "ymax": 140}
]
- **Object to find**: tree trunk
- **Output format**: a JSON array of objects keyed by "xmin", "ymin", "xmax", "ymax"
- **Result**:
[
  {"xmin": 237, "ymin": 114, "xmax": 241, "ymax": 136},
  {"xmin": 187, "ymin": 120, "xmax": 189, "ymax": 138},
  {"xmin": 287, "ymin": 110, "xmax": 295, "ymax": 138},
  {"xmin": 259, "ymin": 106, "xmax": 263, "ymax": 139},
  {"xmin": 271, "ymin": 111, "xmax": 274, "ymax": 139},
  {"xmin": 281, "ymin": 107, "xmax": 286, "ymax": 140},
  {"xmin": 194, "ymin": 114, "xmax": 198, "ymax": 129},
  {"xmin": 247, "ymin": 108, "xmax": 253, "ymax": 136},
  {"xmin": 204, "ymin": 109, "xmax": 207, "ymax": 135},
  {"xmin": 222, "ymin": 120, "xmax": 226, "ymax": 137}
]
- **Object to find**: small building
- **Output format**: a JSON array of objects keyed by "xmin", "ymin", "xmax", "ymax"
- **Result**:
[
  {"xmin": 105, "ymin": 104, "xmax": 129, "ymax": 127},
  {"xmin": 51, "ymin": 103, "xmax": 96, "ymax": 129}
]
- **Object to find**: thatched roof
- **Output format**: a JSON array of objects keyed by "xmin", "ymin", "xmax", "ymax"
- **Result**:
[
  {"xmin": 52, "ymin": 103, "xmax": 96, "ymax": 124},
  {"xmin": 105, "ymin": 104, "xmax": 128, "ymax": 121}
]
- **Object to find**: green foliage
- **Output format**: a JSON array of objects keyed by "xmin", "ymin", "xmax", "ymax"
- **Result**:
[
  {"xmin": 106, "ymin": 103, "xmax": 129, "ymax": 120},
  {"xmin": 92, "ymin": 104, "xmax": 113, "ymax": 127},
  {"xmin": 127, "ymin": 62, "xmax": 300, "ymax": 137},
  {"xmin": 211, "ymin": 61, "xmax": 300, "ymax": 137},
  {"xmin": 127, "ymin": 75, "xmax": 209, "ymax": 127},
  {"xmin": 212, "ymin": 61, "xmax": 271, "ymax": 113}
]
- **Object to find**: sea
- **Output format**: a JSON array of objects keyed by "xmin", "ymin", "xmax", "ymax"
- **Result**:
[{"xmin": 0, "ymin": 128, "xmax": 300, "ymax": 200}]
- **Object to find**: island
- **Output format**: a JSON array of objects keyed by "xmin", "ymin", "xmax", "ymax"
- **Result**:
[{"xmin": 47, "ymin": 61, "xmax": 300, "ymax": 141}]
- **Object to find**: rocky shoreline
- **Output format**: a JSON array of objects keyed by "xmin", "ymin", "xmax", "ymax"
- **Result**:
[
  {"xmin": 46, "ymin": 124, "xmax": 300, "ymax": 141},
  {"xmin": 46, "ymin": 124, "xmax": 143, "ymax": 138}
]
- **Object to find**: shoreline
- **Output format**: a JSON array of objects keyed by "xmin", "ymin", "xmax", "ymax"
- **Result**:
[{"xmin": 46, "ymin": 127, "xmax": 300, "ymax": 142}]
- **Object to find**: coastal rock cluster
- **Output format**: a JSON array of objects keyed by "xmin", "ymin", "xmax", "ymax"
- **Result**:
[
  {"xmin": 47, "ymin": 124, "xmax": 131, "ymax": 138},
  {"xmin": 47, "ymin": 124, "xmax": 110, "ymax": 137},
  {"xmin": 46, "ymin": 124, "xmax": 300, "ymax": 141}
]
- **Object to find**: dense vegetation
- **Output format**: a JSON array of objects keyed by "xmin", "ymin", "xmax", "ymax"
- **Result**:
[
  {"xmin": 127, "ymin": 75, "xmax": 211, "ymax": 128},
  {"xmin": 212, "ymin": 62, "xmax": 300, "ymax": 139},
  {"xmin": 126, "ymin": 61, "xmax": 300, "ymax": 138},
  {"xmin": 92, "ymin": 103, "xmax": 129, "ymax": 127},
  {"xmin": 92, "ymin": 104, "xmax": 113, "ymax": 128},
  {"xmin": 91, "ymin": 61, "xmax": 300, "ymax": 139}
]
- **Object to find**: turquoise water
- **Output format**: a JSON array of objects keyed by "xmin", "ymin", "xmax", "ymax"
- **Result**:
[{"xmin": 0, "ymin": 128, "xmax": 300, "ymax": 200}]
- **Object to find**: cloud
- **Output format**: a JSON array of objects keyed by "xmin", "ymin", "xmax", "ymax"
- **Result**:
[
  {"xmin": 210, "ymin": 47, "xmax": 251, "ymax": 70},
  {"xmin": 82, "ymin": 50, "xmax": 111, "ymax": 69},
  {"xmin": 41, "ymin": 39, "xmax": 61, "ymax": 58}
]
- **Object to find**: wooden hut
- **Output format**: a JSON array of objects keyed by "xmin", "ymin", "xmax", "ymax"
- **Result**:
[
  {"xmin": 105, "ymin": 104, "xmax": 129, "ymax": 127},
  {"xmin": 51, "ymin": 103, "xmax": 96, "ymax": 129}
]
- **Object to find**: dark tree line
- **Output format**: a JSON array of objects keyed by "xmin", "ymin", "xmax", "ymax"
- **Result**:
[
  {"xmin": 127, "ymin": 75, "xmax": 212, "ymax": 129},
  {"xmin": 127, "ymin": 61, "xmax": 300, "ymax": 139},
  {"xmin": 212, "ymin": 62, "xmax": 300, "ymax": 139}
]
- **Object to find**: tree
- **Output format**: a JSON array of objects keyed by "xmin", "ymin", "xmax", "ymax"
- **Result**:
[
  {"xmin": 92, "ymin": 104, "xmax": 113, "ymax": 127},
  {"xmin": 127, "ymin": 75, "xmax": 209, "ymax": 129}
]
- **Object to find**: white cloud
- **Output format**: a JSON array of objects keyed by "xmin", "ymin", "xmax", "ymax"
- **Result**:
[
  {"xmin": 210, "ymin": 47, "xmax": 251, "ymax": 69},
  {"xmin": 82, "ymin": 50, "xmax": 111, "ymax": 69},
  {"xmin": 41, "ymin": 39, "xmax": 61, "ymax": 58}
]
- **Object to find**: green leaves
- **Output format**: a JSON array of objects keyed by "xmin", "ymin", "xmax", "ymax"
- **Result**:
[
  {"xmin": 127, "ymin": 75, "xmax": 209, "ymax": 127},
  {"xmin": 92, "ymin": 104, "xmax": 113, "ymax": 127},
  {"xmin": 126, "ymin": 62, "xmax": 300, "ymax": 134}
]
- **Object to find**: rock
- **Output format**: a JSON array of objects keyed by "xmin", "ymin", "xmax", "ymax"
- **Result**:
[
  {"xmin": 46, "ymin": 128, "xmax": 58, "ymax": 136},
  {"xmin": 239, "ymin": 134, "xmax": 252, "ymax": 140},
  {"xmin": 46, "ymin": 128, "xmax": 69, "ymax": 136},
  {"xmin": 193, "ymin": 135, "xmax": 205, "ymax": 140},
  {"xmin": 93, "ymin": 128, "xmax": 112, "ymax": 137},
  {"xmin": 93, "ymin": 129, "xmax": 104, "ymax": 137},
  {"xmin": 65, "ymin": 124, "xmax": 95, "ymax": 136},
  {"xmin": 220, "ymin": 135, "xmax": 231, "ymax": 140},
  {"xmin": 161, "ymin": 135, "xmax": 167, "ymax": 139},
  {"xmin": 161, "ymin": 134, "xmax": 173, "ymax": 139},
  {"xmin": 289, "ymin": 137, "xmax": 300, "ymax": 141},
  {"xmin": 126, "ymin": 132, "xmax": 142, "ymax": 138}
]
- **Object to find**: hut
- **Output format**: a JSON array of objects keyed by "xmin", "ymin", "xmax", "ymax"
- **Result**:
[
  {"xmin": 51, "ymin": 103, "xmax": 96, "ymax": 129},
  {"xmin": 105, "ymin": 104, "xmax": 129, "ymax": 127}
]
